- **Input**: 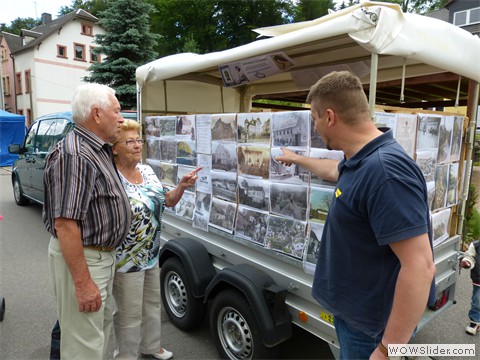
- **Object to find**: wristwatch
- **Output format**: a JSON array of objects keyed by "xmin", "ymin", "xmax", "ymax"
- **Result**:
[{"xmin": 378, "ymin": 342, "xmax": 389, "ymax": 358}]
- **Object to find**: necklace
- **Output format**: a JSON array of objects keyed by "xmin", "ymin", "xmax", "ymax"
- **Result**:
[{"xmin": 119, "ymin": 165, "xmax": 142, "ymax": 184}]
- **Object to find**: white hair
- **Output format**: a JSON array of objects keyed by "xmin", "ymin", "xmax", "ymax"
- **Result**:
[{"xmin": 71, "ymin": 83, "xmax": 116, "ymax": 124}]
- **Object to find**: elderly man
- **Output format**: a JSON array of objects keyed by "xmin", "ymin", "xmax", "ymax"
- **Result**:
[{"xmin": 43, "ymin": 83, "xmax": 131, "ymax": 359}]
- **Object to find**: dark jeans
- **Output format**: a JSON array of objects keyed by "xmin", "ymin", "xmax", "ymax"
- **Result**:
[
  {"xmin": 50, "ymin": 320, "xmax": 61, "ymax": 360},
  {"xmin": 334, "ymin": 317, "xmax": 381, "ymax": 360}
]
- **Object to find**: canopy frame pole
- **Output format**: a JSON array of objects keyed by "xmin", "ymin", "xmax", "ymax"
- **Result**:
[
  {"xmin": 455, "ymin": 76, "xmax": 462, "ymax": 108},
  {"xmin": 369, "ymin": 52, "xmax": 379, "ymax": 120},
  {"xmin": 400, "ymin": 58, "xmax": 406, "ymax": 104}
]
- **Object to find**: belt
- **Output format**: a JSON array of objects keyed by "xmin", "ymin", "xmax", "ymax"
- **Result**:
[{"xmin": 83, "ymin": 245, "xmax": 115, "ymax": 252}]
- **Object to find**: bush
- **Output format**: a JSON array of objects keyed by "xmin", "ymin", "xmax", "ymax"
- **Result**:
[{"xmin": 465, "ymin": 183, "xmax": 480, "ymax": 250}]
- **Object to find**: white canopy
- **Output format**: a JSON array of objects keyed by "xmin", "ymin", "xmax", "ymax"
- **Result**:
[{"xmin": 136, "ymin": 1, "xmax": 480, "ymax": 114}]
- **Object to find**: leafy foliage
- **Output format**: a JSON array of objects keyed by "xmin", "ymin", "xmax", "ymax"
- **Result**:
[
  {"xmin": 0, "ymin": 18, "xmax": 41, "ymax": 35},
  {"xmin": 84, "ymin": 0, "xmax": 160, "ymax": 109},
  {"xmin": 58, "ymin": 0, "xmax": 110, "ymax": 17}
]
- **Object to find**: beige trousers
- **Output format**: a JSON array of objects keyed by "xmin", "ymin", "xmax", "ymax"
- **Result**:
[
  {"xmin": 48, "ymin": 236, "xmax": 115, "ymax": 360},
  {"xmin": 112, "ymin": 265, "xmax": 162, "ymax": 359}
]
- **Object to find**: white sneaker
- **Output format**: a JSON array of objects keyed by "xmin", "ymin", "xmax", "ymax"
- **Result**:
[
  {"xmin": 151, "ymin": 348, "xmax": 173, "ymax": 360},
  {"xmin": 466, "ymin": 322, "xmax": 480, "ymax": 335}
]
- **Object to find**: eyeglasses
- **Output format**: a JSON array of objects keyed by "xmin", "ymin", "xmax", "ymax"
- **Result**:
[{"xmin": 121, "ymin": 139, "xmax": 145, "ymax": 146}]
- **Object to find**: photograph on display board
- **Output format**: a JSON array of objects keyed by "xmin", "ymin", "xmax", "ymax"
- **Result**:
[
  {"xmin": 146, "ymin": 138, "xmax": 161, "ymax": 160},
  {"xmin": 209, "ymin": 197, "xmax": 236, "ymax": 234},
  {"xmin": 193, "ymin": 191, "xmax": 212, "ymax": 231},
  {"xmin": 211, "ymin": 170, "xmax": 237, "ymax": 202},
  {"xmin": 175, "ymin": 191, "xmax": 195, "ymax": 220},
  {"xmin": 238, "ymin": 175, "xmax": 270, "ymax": 212},
  {"xmin": 176, "ymin": 165, "xmax": 196, "ymax": 192},
  {"xmin": 265, "ymin": 215, "xmax": 307, "ymax": 259},
  {"xmin": 235, "ymin": 205, "xmax": 269, "ymax": 245},
  {"xmin": 176, "ymin": 115, "xmax": 196, "ymax": 140},
  {"xmin": 196, "ymin": 154, "xmax": 212, "ymax": 194},
  {"xmin": 270, "ymin": 147, "xmax": 310, "ymax": 184},
  {"xmin": 159, "ymin": 116, "xmax": 176, "ymax": 137},
  {"xmin": 176, "ymin": 140, "xmax": 197, "ymax": 166},
  {"xmin": 271, "ymin": 111, "xmax": 310, "ymax": 147},
  {"xmin": 374, "ymin": 112, "xmax": 397, "ymax": 136},
  {"xmin": 237, "ymin": 112, "xmax": 271, "ymax": 144},
  {"xmin": 416, "ymin": 115, "xmax": 441, "ymax": 151},
  {"xmin": 310, "ymin": 116, "xmax": 325, "ymax": 149},
  {"xmin": 146, "ymin": 159, "xmax": 161, "ymax": 180},
  {"xmin": 416, "ymin": 149, "xmax": 438, "ymax": 183},
  {"xmin": 427, "ymin": 181, "xmax": 436, "ymax": 211},
  {"xmin": 395, "ymin": 113, "xmax": 417, "ymax": 159},
  {"xmin": 159, "ymin": 162, "xmax": 177, "ymax": 186},
  {"xmin": 145, "ymin": 116, "xmax": 161, "ymax": 137},
  {"xmin": 437, "ymin": 116, "xmax": 453, "ymax": 164},
  {"xmin": 238, "ymin": 145, "xmax": 270, "ymax": 179},
  {"xmin": 432, "ymin": 164, "xmax": 449, "ymax": 210},
  {"xmin": 211, "ymin": 113, "xmax": 237, "ymax": 142},
  {"xmin": 447, "ymin": 162, "xmax": 459, "ymax": 207},
  {"xmin": 449, "ymin": 116, "xmax": 463, "ymax": 162},
  {"xmin": 196, "ymin": 114, "xmax": 212, "ymax": 154},
  {"xmin": 309, "ymin": 186, "xmax": 335, "ymax": 223},
  {"xmin": 304, "ymin": 222, "xmax": 324, "ymax": 274},
  {"xmin": 432, "ymin": 208, "xmax": 451, "ymax": 247},
  {"xmin": 309, "ymin": 148, "xmax": 343, "ymax": 187},
  {"xmin": 270, "ymin": 182, "xmax": 308, "ymax": 221},
  {"xmin": 160, "ymin": 139, "xmax": 177, "ymax": 163},
  {"xmin": 212, "ymin": 141, "xmax": 237, "ymax": 172}
]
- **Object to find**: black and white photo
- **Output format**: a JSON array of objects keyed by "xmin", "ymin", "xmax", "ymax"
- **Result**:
[
  {"xmin": 235, "ymin": 205, "xmax": 269, "ymax": 245},
  {"xmin": 209, "ymin": 197, "xmax": 237, "ymax": 234},
  {"xmin": 270, "ymin": 182, "xmax": 308, "ymax": 221}
]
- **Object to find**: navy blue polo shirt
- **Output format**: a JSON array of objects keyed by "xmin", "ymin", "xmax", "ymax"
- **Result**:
[{"xmin": 312, "ymin": 129, "xmax": 432, "ymax": 338}]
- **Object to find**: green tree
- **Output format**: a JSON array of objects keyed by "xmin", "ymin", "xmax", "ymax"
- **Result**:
[
  {"xmin": 0, "ymin": 18, "xmax": 41, "ymax": 35},
  {"xmin": 335, "ymin": 0, "xmax": 446, "ymax": 13},
  {"xmin": 84, "ymin": 0, "xmax": 160, "ymax": 109},
  {"xmin": 294, "ymin": 0, "xmax": 335, "ymax": 21},
  {"xmin": 149, "ymin": 0, "xmax": 295, "ymax": 56},
  {"xmin": 58, "ymin": 0, "xmax": 110, "ymax": 17}
]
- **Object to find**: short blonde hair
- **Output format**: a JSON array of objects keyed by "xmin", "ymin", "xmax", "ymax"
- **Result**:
[
  {"xmin": 114, "ymin": 119, "xmax": 141, "ymax": 144},
  {"xmin": 307, "ymin": 71, "xmax": 370, "ymax": 125},
  {"xmin": 120, "ymin": 119, "xmax": 141, "ymax": 133}
]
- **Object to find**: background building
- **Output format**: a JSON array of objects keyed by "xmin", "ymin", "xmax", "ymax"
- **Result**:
[{"xmin": 2, "ymin": 10, "xmax": 104, "ymax": 126}]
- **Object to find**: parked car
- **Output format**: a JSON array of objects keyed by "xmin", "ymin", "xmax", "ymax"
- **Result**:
[{"xmin": 8, "ymin": 110, "xmax": 137, "ymax": 206}]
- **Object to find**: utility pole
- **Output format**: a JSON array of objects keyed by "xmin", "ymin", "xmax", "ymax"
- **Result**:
[{"xmin": 0, "ymin": 45, "xmax": 5, "ymax": 111}]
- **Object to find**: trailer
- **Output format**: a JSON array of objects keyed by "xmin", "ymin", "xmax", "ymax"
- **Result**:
[{"xmin": 136, "ymin": 2, "xmax": 480, "ymax": 359}]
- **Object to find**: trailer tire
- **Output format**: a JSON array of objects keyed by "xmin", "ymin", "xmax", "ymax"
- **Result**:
[
  {"xmin": 210, "ymin": 289, "xmax": 276, "ymax": 360},
  {"xmin": 160, "ymin": 257, "xmax": 207, "ymax": 330}
]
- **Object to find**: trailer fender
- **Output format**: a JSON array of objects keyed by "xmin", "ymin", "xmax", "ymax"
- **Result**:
[
  {"xmin": 205, "ymin": 263, "xmax": 292, "ymax": 347},
  {"xmin": 158, "ymin": 237, "xmax": 216, "ymax": 298}
]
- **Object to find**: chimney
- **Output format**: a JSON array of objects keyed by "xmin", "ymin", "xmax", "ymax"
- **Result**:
[{"xmin": 41, "ymin": 13, "xmax": 52, "ymax": 25}]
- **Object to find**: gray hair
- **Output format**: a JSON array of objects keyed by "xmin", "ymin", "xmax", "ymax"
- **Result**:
[{"xmin": 71, "ymin": 83, "xmax": 116, "ymax": 124}]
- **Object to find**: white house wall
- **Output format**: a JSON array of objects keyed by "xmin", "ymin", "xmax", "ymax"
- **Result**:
[{"xmin": 15, "ymin": 17, "xmax": 104, "ymax": 121}]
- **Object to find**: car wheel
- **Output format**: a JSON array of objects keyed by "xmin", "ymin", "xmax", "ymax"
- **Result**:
[
  {"xmin": 210, "ymin": 289, "xmax": 276, "ymax": 360},
  {"xmin": 13, "ymin": 176, "xmax": 29, "ymax": 206},
  {"xmin": 160, "ymin": 257, "xmax": 207, "ymax": 330}
]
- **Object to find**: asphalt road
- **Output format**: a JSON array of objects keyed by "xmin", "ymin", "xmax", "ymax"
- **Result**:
[{"xmin": 0, "ymin": 167, "xmax": 478, "ymax": 359}]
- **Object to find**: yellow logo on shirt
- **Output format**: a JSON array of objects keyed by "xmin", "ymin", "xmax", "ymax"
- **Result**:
[{"xmin": 335, "ymin": 188, "xmax": 342, "ymax": 198}]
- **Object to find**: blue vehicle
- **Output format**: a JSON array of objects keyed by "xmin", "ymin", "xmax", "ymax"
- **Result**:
[{"xmin": 8, "ymin": 111, "xmax": 137, "ymax": 206}]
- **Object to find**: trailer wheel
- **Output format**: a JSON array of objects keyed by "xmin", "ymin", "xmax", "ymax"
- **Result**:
[
  {"xmin": 160, "ymin": 257, "xmax": 207, "ymax": 330},
  {"xmin": 210, "ymin": 289, "xmax": 275, "ymax": 360}
]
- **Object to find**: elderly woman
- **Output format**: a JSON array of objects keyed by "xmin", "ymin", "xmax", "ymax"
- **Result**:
[{"xmin": 112, "ymin": 119, "xmax": 201, "ymax": 360}]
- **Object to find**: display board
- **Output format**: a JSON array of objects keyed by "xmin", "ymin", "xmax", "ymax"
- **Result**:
[{"xmin": 145, "ymin": 110, "xmax": 465, "ymax": 274}]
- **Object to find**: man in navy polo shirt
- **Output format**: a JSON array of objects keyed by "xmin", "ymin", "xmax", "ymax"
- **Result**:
[{"xmin": 276, "ymin": 71, "xmax": 435, "ymax": 359}]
